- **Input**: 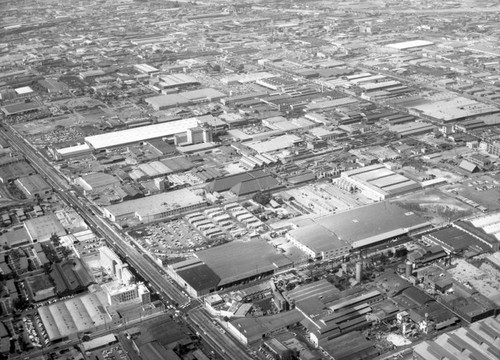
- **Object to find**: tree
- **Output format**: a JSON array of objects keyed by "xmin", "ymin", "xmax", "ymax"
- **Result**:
[
  {"xmin": 50, "ymin": 233, "xmax": 61, "ymax": 247},
  {"xmin": 252, "ymin": 191, "xmax": 271, "ymax": 206},
  {"xmin": 282, "ymin": 349, "xmax": 300, "ymax": 360}
]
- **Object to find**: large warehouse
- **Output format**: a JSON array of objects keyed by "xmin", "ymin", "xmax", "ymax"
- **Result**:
[
  {"xmin": 38, "ymin": 292, "xmax": 112, "ymax": 342},
  {"xmin": 168, "ymin": 239, "xmax": 293, "ymax": 296},
  {"xmin": 103, "ymin": 188, "xmax": 207, "ymax": 224},
  {"xmin": 339, "ymin": 163, "xmax": 420, "ymax": 201},
  {"xmin": 289, "ymin": 202, "xmax": 431, "ymax": 254},
  {"xmin": 287, "ymin": 224, "xmax": 351, "ymax": 260},
  {"xmin": 84, "ymin": 117, "xmax": 198, "ymax": 150},
  {"xmin": 145, "ymin": 88, "xmax": 226, "ymax": 111}
]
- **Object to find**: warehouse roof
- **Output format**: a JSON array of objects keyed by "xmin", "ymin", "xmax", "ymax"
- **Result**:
[
  {"xmin": 1, "ymin": 102, "xmax": 41, "ymax": 115},
  {"xmin": 0, "ymin": 228, "xmax": 30, "ymax": 248},
  {"xmin": 38, "ymin": 292, "xmax": 111, "ymax": 341},
  {"xmin": 78, "ymin": 173, "xmax": 120, "ymax": 190},
  {"xmin": 159, "ymin": 73, "xmax": 198, "ymax": 88},
  {"xmin": 229, "ymin": 309, "xmax": 304, "ymax": 344},
  {"xmin": 287, "ymin": 279, "xmax": 340, "ymax": 304},
  {"xmin": 195, "ymin": 239, "xmax": 292, "ymax": 286},
  {"xmin": 24, "ymin": 214, "xmax": 66, "ymax": 242},
  {"xmin": 288, "ymin": 224, "xmax": 349, "ymax": 254},
  {"xmin": 206, "ymin": 169, "xmax": 268, "ymax": 193},
  {"xmin": 230, "ymin": 176, "xmax": 281, "ymax": 196},
  {"xmin": 145, "ymin": 93, "xmax": 189, "ymax": 109},
  {"xmin": 427, "ymin": 226, "xmax": 487, "ymax": 252},
  {"xmin": 315, "ymin": 202, "xmax": 429, "ymax": 248},
  {"xmin": 176, "ymin": 263, "xmax": 220, "ymax": 292},
  {"xmin": 82, "ymin": 334, "xmax": 117, "ymax": 352},
  {"xmin": 386, "ymin": 40, "xmax": 434, "ymax": 50},
  {"xmin": 85, "ymin": 117, "xmax": 198, "ymax": 150},
  {"xmin": 413, "ymin": 316, "xmax": 500, "ymax": 360},
  {"xmin": 246, "ymin": 134, "xmax": 302, "ymax": 154},
  {"xmin": 105, "ymin": 188, "xmax": 205, "ymax": 220}
]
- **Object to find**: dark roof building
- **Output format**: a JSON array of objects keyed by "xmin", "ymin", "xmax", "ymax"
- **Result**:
[
  {"xmin": 459, "ymin": 159, "xmax": 480, "ymax": 173},
  {"xmin": 206, "ymin": 169, "xmax": 272, "ymax": 193},
  {"xmin": 176, "ymin": 263, "xmax": 220, "ymax": 298},
  {"xmin": 320, "ymin": 331, "xmax": 378, "ymax": 360},
  {"xmin": 423, "ymin": 226, "xmax": 491, "ymax": 254},
  {"xmin": 229, "ymin": 175, "xmax": 281, "ymax": 197},
  {"xmin": 0, "ymin": 160, "xmax": 36, "ymax": 183},
  {"xmin": 50, "ymin": 259, "xmax": 94, "ymax": 295}
]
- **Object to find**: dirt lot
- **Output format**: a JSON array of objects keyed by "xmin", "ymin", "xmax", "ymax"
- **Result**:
[{"xmin": 396, "ymin": 188, "xmax": 477, "ymax": 224}]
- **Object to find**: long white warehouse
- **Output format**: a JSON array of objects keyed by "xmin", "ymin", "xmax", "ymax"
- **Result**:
[{"xmin": 84, "ymin": 117, "xmax": 198, "ymax": 150}]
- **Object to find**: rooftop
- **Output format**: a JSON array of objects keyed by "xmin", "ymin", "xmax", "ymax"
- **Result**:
[
  {"xmin": 314, "ymin": 202, "xmax": 430, "ymax": 248},
  {"xmin": 288, "ymin": 224, "xmax": 349, "ymax": 254},
  {"xmin": 195, "ymin": 239, "xmax": 292, "ymax": 286},
  {"xmin": 85, "ymin": 117, "xmax": 198, "ymax": 150}
]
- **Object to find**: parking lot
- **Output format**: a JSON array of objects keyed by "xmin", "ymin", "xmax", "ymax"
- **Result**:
[
  {"xmin": 129, "ymin": 203, "xmax": 268, "ymax": 257},
  {"xmin": 88, "ymin": 344, "xmax": 130, "ymax": 360}
]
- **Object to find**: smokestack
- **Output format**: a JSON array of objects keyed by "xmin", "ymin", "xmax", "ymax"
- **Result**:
[
  {"xmin": 406, "ymin": 261, "xmax": 413, "ymax": 277},
  {"xmin": 355, "ymin": 261, "xmax": 363, "ymax": 282}
]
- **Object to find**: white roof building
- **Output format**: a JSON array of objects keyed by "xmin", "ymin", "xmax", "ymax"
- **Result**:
[
  {"xmin": 84, "ymin": 117, "xmax": 198, "ymax": 150},
  {"xmin": 38, "ymin": 292, "xmax": 112, "ymax": 341}
]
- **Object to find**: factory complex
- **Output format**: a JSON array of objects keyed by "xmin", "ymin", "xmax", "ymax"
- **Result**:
[{"xmin": 5, "ymin": 0, "xmax": 500, "ymax": 359}]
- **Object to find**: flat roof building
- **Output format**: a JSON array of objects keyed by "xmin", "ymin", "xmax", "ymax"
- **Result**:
[
  {"xmin": 103, "ymin": 188, "xmax": 206, "ymax": 224},
  {"xmin": 313, "ymin": 202, "xmax": 431, "ymax": 250},
  {"xmin": 195, "ymin": 239, "xmax": 292, "ymax": 287},
  {"xmin": 37, "ymin": 291, "xmax": 112, "ymax": 342},
  {"xmin": 85, "ymin": 117, "xmax": 198, "ymax": 150},
  {"xmin": 15, "ymin": 174, "xmax": 52, "ymax": 198},
  {"xmin": 145, "ymin": 88, "xmax": 226, "ymax": 110},
  {"xmin": 340, "ymin": 163, "xmax": 420, "ymax": 201},
  {"xmin": 75, "ymin": 173, "xmax": 120, "ymax": 193},
  {"xmin": 24, "ymin": 214, "xmax": 66, "ymax": 242},
  {"xmin": 287, "ymin": 224, "xmax": 351, "ymax": 260}
]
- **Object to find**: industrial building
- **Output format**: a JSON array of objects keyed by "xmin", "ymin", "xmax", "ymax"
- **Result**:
[
  {"xmin": 0, "ymin": 227, "xmax": 31, "ymax": 248},
  {"xmin": 167, "ymin": 240, "xmax": 292, "ymax": 297},
  {"xmin": 0, "ymin": 159, "xmax": 35, "ymax": 183},
  {"xmin": 167, "ymin": 258, "xmax": 221, "ymax": 298},
  {"xmin": 49, "ymin": 259, "xmax": 94, "ymax": 295},
  {"xmin": 14, "ymin": 174, "xmax": 52, "ymax": 198},
  {"xmin": 413, "ymin": 316, "xmax": 500, "ymax": 360},
  {"xmin": 37, "ymin": 291, "xmax": 112, "ymax": 342},
  {"xmin": 227, "ymin": 309, "xmax": 304, "ymax": 345},
  {"xmin": 196, "ymin": 239, "xmax": 292, "ymax": 288},
  {"xmin": 338, "ymin": 163, "xmax": 420, "ymax": 201},
  {"xmin": 84, "ymin": 117, "xmax": 198, "ymax": 150},
  {"xmin": 423, "ymin": 226, "xmax": 492, "ymax": 254},
  {"xmin": 453, "ymin": 213, "xmax": 500, "ymax": 252},
  {"xmin": 287, "ymin": 224, "xmax": 351, "ymax": 260},
  {"xmin": 280, "ymin": 203, "xmax": 415, "ymax": 257},
  {"xmin": 145, "ymin": 88, "xmax": 226, "ymax": 110},
  {"xmin": 245, "ymin": 134, "xmax": 303, "ymax": 154},
  {"xmin": 75, "ymin": 173, "xmax": 120, "ymax": 193},
  {"xmin": 53, "ymin": 143, "xmax": 92, "ymax": 160},
  {"xmin": 205, "ymin": 169, "xmax": 281, "ymax": 196},
  {"xmin": 24, "ymin": 214, "xmax": 66, "ymax": 242},
  {"xmin": 407, "ymin": 96, "xmax": 499, "ymax": 123},
  {"xmin": 103, "ymin": 188, "xmax": 206, "ymax": 224},
  {"xmin": 386, "ymin": 40, "xmax": 434, "ymax": 50},
  {"xmin": 157, "ymin": 73, "xmax": 199, "ymax": 89}
]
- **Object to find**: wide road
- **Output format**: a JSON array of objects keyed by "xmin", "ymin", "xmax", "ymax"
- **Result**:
[
  {"xmin": 1, "ymin": 126, "xmax": 188, "ymax": 305},
  {"xmin": 189, "ymin": 307, "xmax": 254, "ymax": 360},
  {"xmin": 1, "ymin": 126, "xmax": 255, "ymax": 359}
]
